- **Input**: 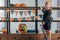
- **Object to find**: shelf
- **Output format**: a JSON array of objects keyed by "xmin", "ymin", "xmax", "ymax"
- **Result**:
[
  {"xmin": 0, "ymin": 7, "xmax": 37, "ymax": 10},
  {"xmin": 38, "ymin": 20, "xmax": 60, "ymax": 22},
  {"xmin": 0, "ymin": 7, "xmax": 60, "ymax": 10},
  {"xmin": 0, "ymin": 19, "xmax": 60, "ymax": 22},
  {"xmin": 0, "ymin": 20, "xmax": 35, "ymax": 22}
]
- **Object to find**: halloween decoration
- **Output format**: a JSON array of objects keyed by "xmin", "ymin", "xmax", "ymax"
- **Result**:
[
  {"xmin": 28, "ymin": 11, "xmax": 31, "ymax": 15},
  {"xmin": 39, "ymin": 14, "xmax": 43, "ymax": 18},
  {"xmin": 9, "ymin": 18, "xmax": 14, "ymax": 22},
  {"xmin": 19, "ymin": 11, "xmax": 23, "ymax": 15},
  {"xmin": 14, "ymin": 3, "xmax": 20, "ymax": 7},
  {"xmin": 6, "ymin": 8, "xmax": 10, "ymax": 13},
  {"xmin": 11, "ymin": 9, "xmax": 14, "ymax": 14},
  {"xmin": 1, "ymin": 17, "xmax": 5, "ymax": 22},
  {"xmin": 2, "ymin": 27, "xmax": 7, "ymax": 34},
  {"xmin": 14, "ymin": 18, "xmax": 17, "ymax": 22},
  {"xmin": 31, "ymin": 16, "xmax": 34, "ymax": 20},
  {"xmin": 24, "ymin": 11, "xmax": 27, "ymax": 16},
  {"xmin": 14, "ymin": 11, "xmax": 18, "ymax": 15},
  {"xmin": 27, "ymin": 17, "xmax": 30, "ymax": 22},
  {"xmin": 20, "ymin": 3, "xmax": 26, "ymax": 7},
  {"xmin": 10, "ymin": 4, "xmax": 14, "ymax": 7},
  {"xmin": 18, "ymin": 18, "xmax": 22, "ymax": 22},
  {"xmin": 18, "ymin": 24, "xmax": 27, "ymax": 34},
  {"xmin": 31, "ymin": 10, "xmax": 35, "ymax": 14},
  {"xmin": 35, "ymin": 16, "xmax": 38, "ymax": 20}
]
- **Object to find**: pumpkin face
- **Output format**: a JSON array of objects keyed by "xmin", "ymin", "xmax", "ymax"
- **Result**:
[
  {"xmin": 18, "ymin": 24, "xmax": 27, "ymax": 34},
  {"xmin": 14, "ymin": 3, "xmax": 20, "ymax": 7},
  {"xmin": 20, "ymin": 25, "xmax": 25, "ymax": 31}
]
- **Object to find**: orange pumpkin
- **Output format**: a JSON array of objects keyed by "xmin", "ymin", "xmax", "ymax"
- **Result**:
[
  {"xmin": 18, "ymin": 18, "xmax": 22, "ymax": 22},
  {"xmin": 6, "ymin": 8, "xmax": 10, "ymax": 13},
  {"xmin": 1, "ymin": 17, "xmax": 5, "ymax": 22},
  {"xmin": 2, "ymin": 29, "xmax": 7, "ymax": 33},
  {"xmin": 35, "ymin": 16, "xmax": 38, "ymax": 20},
  {"xmin": 9, "ymin": 18, "xmax": 14, "ymax": 22},
  {"xmin": 27, "ymin": 17, "xmax": 30, "ymax": 22},
  {"xmin": 32, "ymin": 10, "xmax": 35, "ymax": 14},
  {"xmin": 14, "ymin": 3, "xmax": 20, "ymax": 7},
  {"xmin": 20, "ymin": 3, "xmax": 26, "ymax": 7},
  {"xmin": 18, "ymin": 24, "xmax": 27, "ymax": 34}
]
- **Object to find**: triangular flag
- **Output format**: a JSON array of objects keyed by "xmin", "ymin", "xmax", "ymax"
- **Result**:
[
  {"xmin": 14, "ymin": 11, "xmax": 18, "ymax": 15},
  {"xmin": 28, "ymin": 11, "xmax": 31, "ymax": 15},
  {"xmin": 24, "ymin": 11, "xmax": 27, "ymax": 16},
  {"xmin": 14, "ymin": 3, "xmax": 20, "ymax": 7},
  {"xmin": 11, "ymin": 9, "xmax": 14, "ymax": 14},
  {"xmin": 1, "ymin": 17, "xmax": 5, "ymax": 22},
  {"xmin": 39, "ymin": 14, "xmax": 43, "ymax": 19},
  {"xmin": 19, "ymin": 11, "xmax": 23, "ymax": 15},
  {"xmin": 9, "ymin": 18, "xmax": 14, "ymax": 22},
  {"xmin": 31, "ymin": 10, "xmax": 35, "ymax": 14},
  {"xmin": 18, "ymin": 18, "xmax": 22, "ymax": 22},
  {"xmin": 6, "ymin": 8, "xmax": 10, "ymax": 13},
  {"xmin": 31, "ymin": 16, "xmax": 34, "ymax": 20}
]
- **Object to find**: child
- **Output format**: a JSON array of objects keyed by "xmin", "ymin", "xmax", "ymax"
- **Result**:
[{"xmin": 40, "ymin": 1, "xmax": 52, "ymax": 40}]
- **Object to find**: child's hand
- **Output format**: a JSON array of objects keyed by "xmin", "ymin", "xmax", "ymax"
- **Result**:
[
  {"xmin": 40, "ymin": 23, "xmax": 43, "ymax": 26},
  {"xmin": 40, "ymin": 7, "xmax": 43, "ymax": 10},
  {"xmin": 40, "ymin": 22, "xmax": 45, "ymax": 26}
]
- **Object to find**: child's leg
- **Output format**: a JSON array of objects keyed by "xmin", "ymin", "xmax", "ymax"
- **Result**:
[{"xmin": 46, "ymin": 30, "xmax": 51, "ymax": 40}]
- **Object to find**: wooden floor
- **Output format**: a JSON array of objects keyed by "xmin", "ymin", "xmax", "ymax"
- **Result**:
[{"xmin": 0, "ymin": 33, "xmax": 60, "ymax": 40}]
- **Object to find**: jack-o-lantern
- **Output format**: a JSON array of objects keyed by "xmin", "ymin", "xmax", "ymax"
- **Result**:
[
  {"xmin": 18, "ymin": 24, "xmax": 27, "ymax": 34},
  {"xmin": 14, "ymin": 3, "xmax": 20, "ymax": 7},
  {"xmin": 20, "ymin": 3, "xmax": 26, "ymax": 7}
]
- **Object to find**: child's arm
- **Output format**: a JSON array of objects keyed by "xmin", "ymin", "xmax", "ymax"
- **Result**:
[
  {"xmin": 40, "ymin": 22, "xmax": 45, "ymax": 26},
  {"xmin": 40, "ymin": 7, "xmax": 45, "ymax": 13}
]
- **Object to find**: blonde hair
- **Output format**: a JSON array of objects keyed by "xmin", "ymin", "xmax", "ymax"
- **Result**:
[
  {"xmin": 45, "ymin": 1, "xmax": 52, "ymax": 10},
  {"xmin": 46, "ymin": 1, "xmax": 50, "ymax": 4},
  {"xmin": 46, "ymin": 1, "xmax": 52, "ymax": 14}
]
